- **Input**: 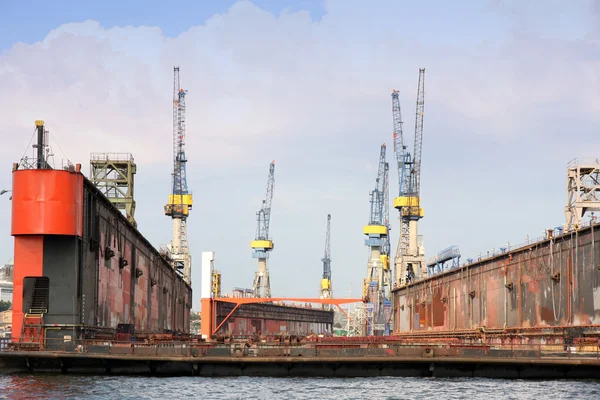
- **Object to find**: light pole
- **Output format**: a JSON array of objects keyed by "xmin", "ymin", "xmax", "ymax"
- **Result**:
[{"xmin": 0, "ymin": 190, "xmax": 11, "ymax": 200}]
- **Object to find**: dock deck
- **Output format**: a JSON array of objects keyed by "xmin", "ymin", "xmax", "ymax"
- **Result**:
[{"xmin": 2, "ymin": 338, "xmax": 599, "ymax": 378}]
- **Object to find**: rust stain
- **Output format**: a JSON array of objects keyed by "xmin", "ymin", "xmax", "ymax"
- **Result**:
[{"xmin": 393, "ymin": 225, "xmax": 600, "ymax": 340}]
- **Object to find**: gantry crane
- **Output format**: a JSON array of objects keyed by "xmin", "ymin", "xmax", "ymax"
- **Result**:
[
  {"xmin": 164, "ymin": 66, "xmax": 193, "ymax": 285},
  {"xmin": 320, "ymin": 214, "xmax": 332, "ymax": 308},
  {"xmin": 363, "ymin": 144, "xmax": 392, "ymax": 335},
  {"xmin": 392, "ymin": 68, "xmax": 426, "ymax": 288},
  {"xmin": 251, "ymin": 161, "xmax": 275, "ymax": 298}
]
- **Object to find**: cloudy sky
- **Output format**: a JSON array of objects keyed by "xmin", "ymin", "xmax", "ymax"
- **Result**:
[{"xmin": 1, "ymin": 0, "xmax": 599, "ymax": 308}]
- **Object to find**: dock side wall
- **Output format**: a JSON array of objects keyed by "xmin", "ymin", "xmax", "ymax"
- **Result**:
[
  {"xmin": 215, "ymin": 302, "xmax": 334, "ymax": 336},
  {"xmin": 80, "ymin": 178, "xmax": 191, "ymax": 337},
  {"xmin": 393, "ymin": 224, "xmax": 600, "ymax": 336}
]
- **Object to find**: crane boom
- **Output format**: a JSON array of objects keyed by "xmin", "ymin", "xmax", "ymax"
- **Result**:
[
  {"xmin": 392, "ymin": 90, "xmax": 411, "ymax": 197},
  {"xmin": 368, "ymin": 144, "xmax": 387, "ymax": 226},
  {"xmin": 172, "ymin": 69, "xmax": 189, "ymax": 198},
  {"xmin": 412, "ymin": 68, "xmax": 425, "ymax": 197},
  {"xmin": 322, "ymin": 214, "xmax": 331, "ymax": 280},
  {"xmin": 256, "ymin": 161, "xmax": 275, "ymax": 241},
  {"xmin": 381, "ymin": 162, "xmax": 391, "ymax": 259}
]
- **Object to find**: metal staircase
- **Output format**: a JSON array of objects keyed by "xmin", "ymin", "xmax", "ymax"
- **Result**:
[{"xmin": 19, "ymin": 278, "xmax": 49, "ymax": 349}]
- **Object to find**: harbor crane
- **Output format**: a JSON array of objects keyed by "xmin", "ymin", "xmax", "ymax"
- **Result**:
[
  {"xmin": 320, "ymin": 214, "xmax": 332, "ymax": 309},
  {"xmin": 393, "ymin": 68, "xmax": 426, "ymax": 288},
  {"xmin": 381, "ymin": 161, "xmax": 392, "ymax": 334},
  {"xmin": 251, "ymin": 161, "xmax": 276, "ymax": 298},
  {"xmin": 164, "ymin": 66, "xmax": 193, "ymax": 285},
  {"xmin": 363, "ymin": 144, "xmax": 392, "ymax": 335}
]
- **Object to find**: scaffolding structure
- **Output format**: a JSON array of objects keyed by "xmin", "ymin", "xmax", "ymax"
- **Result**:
[
  {"xmin": 565, "ymin": 158, "xmax": 600, "ymax": 231},
  {"xmin": 346, "ymin": 303, "xmax": 367, "ymax": 337},
  {"xmin": 90, "ymin": 153, "xmax": 137, "ymax": 227}
]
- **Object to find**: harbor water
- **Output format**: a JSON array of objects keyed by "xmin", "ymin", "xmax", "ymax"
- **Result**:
[{"xmin": 0, "ymin": 375, "xmax": 599, "ymax": 399}]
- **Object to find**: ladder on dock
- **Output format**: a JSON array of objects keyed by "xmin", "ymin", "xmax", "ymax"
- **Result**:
[{"xmin": 19, "ymin": 278, "xmax": 49, "ymax": 350}]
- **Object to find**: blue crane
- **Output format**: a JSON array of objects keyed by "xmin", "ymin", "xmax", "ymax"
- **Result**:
[
  {"xmin": 251, "ymin": 161, "xmax": 276, "ymax": 298},
  {"xmin": 164, "ymin": 66, "xmax": 193, "ymax": 285},
  {"xmin": 320, "ymin": 214, "xmax": 332, "ymax": 306}
]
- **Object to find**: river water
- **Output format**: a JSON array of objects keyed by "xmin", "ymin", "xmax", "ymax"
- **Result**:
[{"xmin": 0, "ymin": 375, "xmax": 599, "ymax": 399}]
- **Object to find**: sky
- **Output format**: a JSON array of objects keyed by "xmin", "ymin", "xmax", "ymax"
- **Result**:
[{"xmin": 1, "ymin": 0, "xmax": 600, "ymax": 308}]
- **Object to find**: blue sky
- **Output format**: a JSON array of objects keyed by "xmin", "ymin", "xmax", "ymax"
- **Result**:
[
  {"xmin": 0, "ymin": 0, "xmax": 325, "ymax": 51},
  {"xmin": 1, "ymin": 0, "xmax": 600, "ymax": 308}
]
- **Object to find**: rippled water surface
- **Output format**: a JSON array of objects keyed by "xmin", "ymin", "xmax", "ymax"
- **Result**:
[{"xmin": 0, "ymin": 375, "xmax": 599, "ymax": 399}]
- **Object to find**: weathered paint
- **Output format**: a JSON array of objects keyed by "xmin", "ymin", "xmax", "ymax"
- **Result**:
[
  {"xmin": 11, "ymin": 166, "xmax": 191, "ymax": 343},
  {"xmin": 215, "ymin": 302, "xmax": 333, "ymax": 337},
  {"xmin": 83, "ymin": 180, "xmax": 192, "ymax": 333},
  {"xmin": 11, "ymin": 169, "xmax": 84, "ymax": 237},
  {"xmin": 393, "ymin": 223, "xmax": 600, "ymax": 341},
  {"xmin": 85, "ymin": 176, "xmax": 191, "ymax": 335},
  {"xmin": 10, "ymin": 236, "xmax": 44, "ymax": 339}
]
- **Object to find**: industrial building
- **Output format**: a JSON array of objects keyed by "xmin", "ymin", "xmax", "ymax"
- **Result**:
[{"xmin": 0, "ymin": 262, "xmax": 13, "ymax": 303}]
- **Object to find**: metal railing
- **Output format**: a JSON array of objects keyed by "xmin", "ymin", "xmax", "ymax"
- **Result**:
[
  {"xmin": 567, "ymin": 157, "xmax": 600, "ymax": 168},
  {"xmin": 1, "ymin": 337, "xmax": 599, "ymax": 361},
  {"xmin": 90, "ymin": 153, "xmax": 135, "ymax": 162},
  {"xmin": 455, "ymin": 219, "xmax": 599, "ymax": 270},
  {"xmin": 426, "ymin": 245, "xmax": 460, "ymax": 267}
]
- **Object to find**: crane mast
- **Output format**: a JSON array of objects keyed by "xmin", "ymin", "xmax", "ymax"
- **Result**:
[
  {"xmin": 381, "ymin": 161, "xmax": 393, "ymax": 334},
  {"xmin": 251, "ymin": 161, "xmax": 275, "ymax": 298},
  {"xmin": 381, "ymin": 162, "xmax": 391, "ymax": 262},
  {"xmin": 363, "ymin": 144, "xmax": 391, "ymax": 335},
  {"xmin": 393, "ymin": 68, "xmax": 426, "ymax": 288},
  {"xmin": 164, "ymin": 66, "xmax": 193, "ymax": 285},
  {"xmin": 320, "ymin": 214, "xmax": 332, "ymax": 309}
]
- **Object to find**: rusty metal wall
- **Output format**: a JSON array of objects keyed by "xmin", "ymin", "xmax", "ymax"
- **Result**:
[
  {"xmin": 393, "ymin": 223, "xmax": 600, "ymax": 337},
  {"xmin": 81, "ymin": 178, "xmax": 191, "ymax": 335},
  {"xmin": 216, "ymin": 302, "xmax": 333, "ymax": 336}
]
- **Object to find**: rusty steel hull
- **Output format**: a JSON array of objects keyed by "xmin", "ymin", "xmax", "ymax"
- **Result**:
[
  {"xmin": 393, "ymin": 223, "xmax": 600, "ymax": 343},
  {"xmin": 215, "ymin": 302, "xmax": 333, "ymax": 337},
  {"xmin": 82, "ymin": 177, "xmax": 192, "ymax": 336},
  {"xmin": 10, "ymin": 167, "xmax": 191, "ymax": 346}
]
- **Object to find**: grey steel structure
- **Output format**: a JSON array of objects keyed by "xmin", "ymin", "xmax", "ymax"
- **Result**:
[
  {"xmin": 320, "ymin": 214, "xmax": 332, "ymax": 308},
  {"xmin": 565, "ymin": 158, "xmax": 600, "ymax": 231},
  {"xmin": 90, "ymin": 153, "xmax": 137, "ymax": 228}
]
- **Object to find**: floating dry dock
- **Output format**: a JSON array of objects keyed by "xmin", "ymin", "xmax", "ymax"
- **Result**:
[{"xmin": 1, "ymin": 338, "xmax": 599, "ymax": 378}]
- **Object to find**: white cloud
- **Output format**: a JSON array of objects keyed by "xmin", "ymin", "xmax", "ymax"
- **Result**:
[{"xmin": 0, "ymin": 0, "xmax": 599, "ymax": 304}]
